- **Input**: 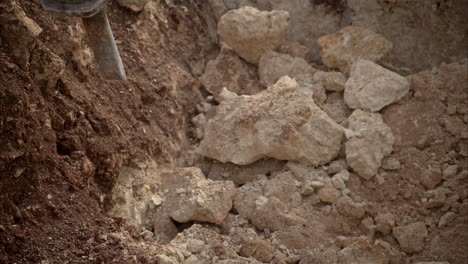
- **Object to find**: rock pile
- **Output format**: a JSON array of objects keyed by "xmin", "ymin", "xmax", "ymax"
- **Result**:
[{"xmin": 106, "ymin": 5, "xmax": 467, "ymax": 264}]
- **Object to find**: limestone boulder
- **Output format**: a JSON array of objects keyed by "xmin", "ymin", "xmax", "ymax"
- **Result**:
[
  {"xmin": 200, "ymin": 46, "xmax": 262, "ymax": 98},
  {"xmin": 345, "ymin": 110, "xmax": 394, "ymax": 180},
  {"xmin": 217, "ymin": 6, "xmax": 289, "ymax": 64},
  {"xmin": 258, "ymin": 50, "xmax": 316, "ymax": 87},
  {"xmin": 344, "ymin": 59, "xmax": 409, "ymax": 112},
  {"xmin": 197, "ymin": 76, "xmax": 344, "ymax": 166},
  {"xmin": 317, "ymin": 26, "xmax": 392, "ymax": 73}
]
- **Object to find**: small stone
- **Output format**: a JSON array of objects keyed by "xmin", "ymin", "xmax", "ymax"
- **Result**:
[
  {"xmin": 151, "ymin": 195, "xmax": 162, "ymax": 207},
  {"xmin": 392, "ymin": 222, "xmax": 428, "ymax": 253},
  {"xmin": 253, "ymin": 239, "xmax": 274, "ymax": 263},
  {"xmin": 155, "ymin": 255, "xmax": 178, "ymax": 264},
  {"xmin": 344, "ymin": 59, "xmax": 410, "ymax": 112},
  {"xmin": 438, "ymin": 212, "xmax": 457, "ymax": 228},
  {"xmin": 334, "ymin": 170, "xmax": 351, "ymax": 182},
  {"xmin": 184, "ymin": 255, "xmax": 199, "ymax": 264},
  {"xmin": 310, "ymin": 181, "xmax": 325, "ymax": 189},
  {"xmin": 420, "ymin": 166, "xmax": 442, "ymax": 189},
  {"xmin": 289, "ymin": 192, "xmax": 302, "ymax": 208},
  {"xmin": 336, "ymin": 196, "xmax": 365, "ymax": 219},
  {"xmin": 332, "ymin": 175, "xmax": 346, "ymax": 190},
  {"xmin": 374, "ymin": 212, "xmax": 395, "ymax": 235},
  {"xmin": 442, "ymin": 165, "xmax": 458, "ymax": 180},
  {"xmin": 381, "ymin": 157, "xmax": 401, "ymax": 170},
  {"xmin": 318, "ymin": 186, "xmax": 341, "ymax": 204},
  {"xmin": 140, "ymin": 230, "xmax": 154, "ymax": 241},
  {"xmin": 313, "ymin": 71, "xmax": 346, "ymax": 92},
  {"xmin": 327, "ymin": 159, "xmax": 348, "ymax": 175},
  {"xmin": 186, "ymin": 239, "xmax": 205, "ymax": 253},
  {"xmin": 300, "ymin": 183, "xmax": 315, "ymax": 196},
  {"xmin": 218, "ymin": 6, "xmax": 289, "ymax": 64}
]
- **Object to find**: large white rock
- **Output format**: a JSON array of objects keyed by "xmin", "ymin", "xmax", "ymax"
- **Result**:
[
  {"xmin": 317, "ymin": 26, "xmax": 392, "ymax": 73},
  {"xmin": 200, "ymin": 46, "xmax": 261, "ymax": 98},
  {"xmin": 258, "ymin": 50, "xmax": 316, "ymax": 87},
  {"xmin": 217, "ymin": 6, "xmax": 289, "ymax": 64},
  {"xmin": 197, "ymin": 76, "xmax": 344, "ymax": 166},
  {"xmin": 344, "ymin": 59, "xmax": 410, "ymax": 112},
  {"xmin": 345, "ymin": 110, "xmax": 394, "ymax": 180}
]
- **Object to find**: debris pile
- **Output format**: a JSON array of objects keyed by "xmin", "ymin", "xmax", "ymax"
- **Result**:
[{"xmin": 1, "ymin": 1, "xmax": 467, "ymax": 264}]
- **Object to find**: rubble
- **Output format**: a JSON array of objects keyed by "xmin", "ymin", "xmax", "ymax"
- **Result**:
[
  {"xmin": 217, "ymin": 6, "xmax": 289, "ymax": 64},
  {"xmin": 345, "ymin": 110, "xmax": 394, "ymax": 179},
  {"xmin": 317, "ymin": 26, "xmax": 392, "ymax": 73},
  {"xmin": 344, "ymin": 59, "xmax": 410, "ymax": 112},
  {"xmin": 197, "ymin": 76, "xmax": 344, "ymax": 166},
  {"xmin": 258, "ymin": 50, "xmax": 316, "ymax": 87},
  {"xmin": 392, "ymin": 222, "xmax": 428, "ymax": 253}
]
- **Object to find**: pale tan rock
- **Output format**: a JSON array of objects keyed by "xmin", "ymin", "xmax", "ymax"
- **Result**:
[
  {"xmin": 294, "ymin": 73, "xmax": 327, "ymax": 105},
  {"xmin": 392, "ymin": 222, "xmax": 428, "ymax": 253},
  {"xmin": 253, "ymin": 239, "xmax": 274, "ymax": 263},
  {"xmin": 339, "ymin": 240, "xmax": 389, "ymax": 264},
  {"xmin": 344, "ymin": 59, "xmax": 410, "ymax": 112},
  {"xmin": 200, "ymin": 47, "xmax": 261, "ymax": 98},
  {"xmin": 258, "ymin": 50, "xmax": 316, "ymax": 87},
  {"xmin": 420, "ymin": 165, "xmax": 442, "ymax": 190},
  {"xmin": 162, "ymin": 168, "xmax": 236, "ymax": 224},
  {"xmin": 346, "ymin": 110, "xmax": 394, "ymax": 180},
  {"xmin": 115, "ymin": 0, "xmax": 150, "ymax": 12},
  {"xmin": 336, "ymin": 196, "xmax": 365, "ymax": 219},
  {"xmin": 317, "ymin": 26, "xmax": 392, "ymax": 73},
  {"xmin": 218, "ymin": 6, "xmax": 289, "ymax": 64},
  {"xmin": 313, "ymin": 71, "xmax": 346, "ymax": 92},
  {"xmin": 374, "ymin": 212, "xmax": 396, "ymax": 235},
  {"xmin": 197, "ymin": 76, "xmax": 344, "ymax": 166},
  {"xmin": 234, "ymin": 183, "xmax": 305, "ymax": 231},
  {"xmin": 317, "ymin": 186, "xmax": 340, "ymax": 204},
  {"xmin": 438, "ymin": 212, "xmax": 457, "ymax": 228},
  {"xmin": 0, "ymin": 0, "xmax": 42, "ymax": 70},
  {"xmin": 322, "ymin": 92, "xmax": 352, "ymax": 124}
]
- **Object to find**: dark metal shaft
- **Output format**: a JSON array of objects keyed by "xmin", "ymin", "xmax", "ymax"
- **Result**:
[{"xmin": 82, "ymin": 9, "xmax": 126, "ymax": 80}]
